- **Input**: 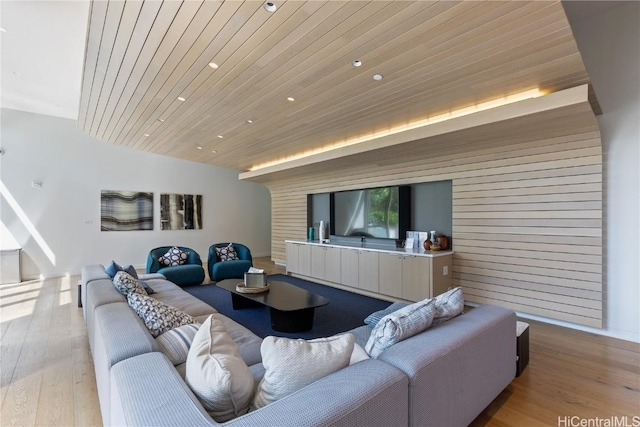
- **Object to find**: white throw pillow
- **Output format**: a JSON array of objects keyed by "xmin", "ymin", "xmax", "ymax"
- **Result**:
[
  {"xmin": 185, "ymin": 314, "xmax": 254, "ymax": 422},
  {"xmin": 365, "ymin": 298, "xmax": 437, "ymax": 359},
  {"xmin": 432, "ymin": 286, "xmax": 464, "ymax": 325},
  {"xmin": 251, "ymin": 334, "xmax": 355, "ymax": 410}
]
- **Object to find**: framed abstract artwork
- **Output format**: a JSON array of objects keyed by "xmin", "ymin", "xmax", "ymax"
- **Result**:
[
  {"xmin": 100, "ymin": 190, "xmax": 153, "ymax": 231},
  {"xmin": 160, "ymin": 193, "xmax": 203, "ymax": 230}
]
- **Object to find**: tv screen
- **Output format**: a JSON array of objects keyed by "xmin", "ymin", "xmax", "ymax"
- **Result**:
[{"xmin": 330, "ymin": 186, "xmax": 410, "ymax": 239}]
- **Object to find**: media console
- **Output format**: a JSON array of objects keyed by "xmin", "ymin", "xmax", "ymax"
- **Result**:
[{"xmin": 285, "ymin": 240, "xmax": 453, "ymax": 302}]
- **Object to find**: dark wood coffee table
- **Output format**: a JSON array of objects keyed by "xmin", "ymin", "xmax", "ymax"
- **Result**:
[{"xmin": 216, "ymin": 279, "xmax": 330, "ymax": 333}]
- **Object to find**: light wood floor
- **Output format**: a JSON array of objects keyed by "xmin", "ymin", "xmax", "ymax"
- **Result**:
[{"xmin": 1, "ymin": 257, "xmax": 638, "ymax": 426}]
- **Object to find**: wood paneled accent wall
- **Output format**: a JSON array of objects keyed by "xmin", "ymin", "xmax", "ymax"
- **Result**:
[{"xmin": 246, "ymin": 96, "xmax": 602, "ymax": 328}]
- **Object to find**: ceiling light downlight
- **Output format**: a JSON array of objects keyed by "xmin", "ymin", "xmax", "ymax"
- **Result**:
[
  {"xmin": 246, "ymin": 119, "xmax": 253, "ymax": 124},
  {"xmin": 264, "ymin": 2, "xmax": 276, "ymax": 12},
  {"xmin": 143, "ymin": 134, "xmax": 150, "ymax": 137},
  {"xmin": 177, "ymin": 97, "xmax": 186, "ymax": 102},
  {"xmin": 208, "ymin": 62, "xmax": 219, "ymax": 69},
  {"xmin": 286, "ymin": 97, "xmax": 295, "ymax": 102},
  {"xmin": 197, "ymin": 146, "xmax": 202, "ymax": 150},
  {"xmin": 217, "ymin": 135, "xmax": 224, "ymax": 139},
  {"xmin": 352, "ymin": 60, "xmax": 362, "ymax": 67},
  {"xmin": 373, "ymin": 74, "xmax": 383, "ymax": 81}
]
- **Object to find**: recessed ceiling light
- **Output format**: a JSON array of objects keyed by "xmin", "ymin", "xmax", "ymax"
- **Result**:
[
  {"xmin": 158, "ymin": 118, "xmax": 165, "ymax": 122},
  {"xmin": 373, "ymin": 74, "xmax": 383, "ymax": 81},
  {"xmin": 246, "ymin": 119, "xmax": 253, "ymax": 124},
  {"xmin": 12, "ymin": 71, "xmax": 20, "ymax": 76},
  {"xmin": 208, "ymin": 62, "xmax": 219, "ymax": 69},
  {"xmin": 177, "ymin": 97, "xmax": 186, "ymax": 102},
  {"xmin": 264, "ymin": 2, "xmax": 276, "ymax": 12},
  {"xmin": 352, "ymin": 60, "xmax": 362, "ymax": 67},
  {"xmin": 217, "ymin": 135, "xmax": 224, "ymax": 139},
  {"xmin": 211, "ymin": 150, "xmax": 217, "ymax": 154},
  {"xmin": 143, "ymin": 133, "xmax": 150, "ymax": 137},
  {"xmin": 286, "ymin": 97, "xmax": 295, "ymax": 102},
  {"xmin": 197, "ymin": 146, "xmax": 202, "ymax": 150}
]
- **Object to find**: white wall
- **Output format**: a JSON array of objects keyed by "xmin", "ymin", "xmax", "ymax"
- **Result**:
[
  {"xmin": 554, "ymin": 2, "xmax": 639, "ymax": 342},
  {"xmin": 0, "ymin": 108, "xmax": 272, "ymax": 279}
]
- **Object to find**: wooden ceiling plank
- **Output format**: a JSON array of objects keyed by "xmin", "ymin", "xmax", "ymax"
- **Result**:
[
  {"xmin": 83, "ymin": 0, "xmax": 127, "ymax": 133},
  {"xmin": 94, "ymin": 1, "xmax": 163, "ymax": 139},
  {"xmin": 88, "ymin": 0, "xmax": 144, "ymax": 137},
  {"xmin": 115, "ymin": 0, "xmax": 229, "ymax": 147},
  {"xmin": 98, "ymin": 0, "xmax": 185, "ymax": 140},
  {"xmin": 143, "ymin": 1, "xmax": 381, "ymax": 154},
  {"xmin": 105, "ymin": 0, "xmax": 205, "ymax": 142},
  {"xmin": 78, "ymin": 0, "xmax": 109, "ymax": 130},
  {"xmin": 133, "ymin": 0, "xmax": 312, "ymax": 151},
  {"xmin": 160, "ymin": 1, "xmax": 460, "ymax": 159}
]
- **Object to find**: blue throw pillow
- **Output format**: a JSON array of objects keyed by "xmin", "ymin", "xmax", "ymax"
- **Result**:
[
  {"xmin": 122, "ymin": 264, "xmax": 139, "ymax": 279},
  {"xmin": 364, "ymin": 301, "xmax": 409, "ymax": 327},
  {"xmin": 139, "ymin": 280, "xmax": 155, "ymax": 295},
  {"xmin": 105, "ymin": 260, "xmax": 123, "ymax": 278}
]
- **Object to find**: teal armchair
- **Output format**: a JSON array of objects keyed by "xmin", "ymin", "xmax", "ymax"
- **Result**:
[
  {"xmin": 146, "ymin": 246, "xmax": 205, "ymax": 287},
  {"xmin": 207, "ymin": 243, "xmax": 253, "ymax": 282}
]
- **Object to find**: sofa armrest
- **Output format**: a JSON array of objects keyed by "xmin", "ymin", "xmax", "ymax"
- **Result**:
[
  {"xmin": 94, "ymin": 303, "xmax": 158, "ymax": 425},
  {"xmin": 111, "ymin": 353, "xmax": 216, "ymax": 427},
  {"xmin": 110, "ymin": 355, "xmax": 407, "ymax": 427},
  {"xmin": 378, "ymin": 304, "xmax": 516, "ymax": 427}
]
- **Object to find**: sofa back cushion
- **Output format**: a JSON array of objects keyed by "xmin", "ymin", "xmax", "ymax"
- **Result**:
[{"xmin": 185, "ymin": 314, "xmax": 254, "ymax": 422}]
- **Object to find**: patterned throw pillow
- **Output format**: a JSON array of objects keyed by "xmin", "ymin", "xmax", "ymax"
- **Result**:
[
  {"xmin": 215, "ymin": 244, "xmax": 239, "ymax": 262},
  {"xmin": 156, "ymin": 323, "xmax": 200, "ymax": 365},
  {"xmin": 432, "ymin": 286, "xmax": 464, "ymax": 326},
  {"xmin": 364, "ymin": 301, "xmax": 409, "ymax": 327},
  {"xmin": 113, "ymin": 271, "xmax": 148, "ymax": 296},
  {"xmin": 127, "ymin": 292, "xmax": 195, "ymax": 338},
  {"xmin": 158, "ymin": 246, "xmax": 189, "ymax": 267},
  {"xmin": 365, "ymin": 298, "xmax": 436, "ymax": 359}
]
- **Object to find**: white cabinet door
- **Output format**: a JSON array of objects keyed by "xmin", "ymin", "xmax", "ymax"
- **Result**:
[
  {"xmin": 378, "ymin": 253, "xmax": 403, "ymax": 298},
  {"xmin": 340, "ymin": 249, "xmax": 359, "ymax": 288},
  {"xmin": 402, "ymin": 255, "xmax": 431, "ymax": 301},
  {"xmin": 324, "ymin": 246, "xmax": 341, "ymax": 284},
  {"xmin": 286, "ymin": 242, "xmax": 299, "ymax": 274},
  {"xmin": 358, "ymin": 251, "xmax": 379, "ymax": 293},
  {"xmin": 298, "ymin": 244, "xmax": 311, "ymax": 276},
  {"xmin": 311, "ymin": 245, "xmax": 326, "ymax": 280}
]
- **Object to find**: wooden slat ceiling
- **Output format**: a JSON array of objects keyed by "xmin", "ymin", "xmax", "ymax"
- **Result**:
[{"xmin": 78, "ymin": 0, "xmax": 591, "ymax": 172}]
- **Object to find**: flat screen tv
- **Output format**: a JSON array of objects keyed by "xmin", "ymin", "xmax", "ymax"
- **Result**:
[{"xmin": 330, "ymin": 186, "xmax": 411, "ymax": 239}]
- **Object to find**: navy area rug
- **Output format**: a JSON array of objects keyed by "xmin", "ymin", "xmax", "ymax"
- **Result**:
[{"xmin": 183, "ymin": 274, "xmax": 391, "ymax": 339}]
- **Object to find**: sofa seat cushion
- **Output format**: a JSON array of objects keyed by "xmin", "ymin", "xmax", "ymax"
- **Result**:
[
  {"xmin": 366, "ymin": 298, "xmax": 437, "ymax": 358},
  {"xmin": 127, "ymin": 293, "xmax": 196, "ymax": 338},
  {"xmin": 185, "ymin": 314, "xmax": 254, "ymax": 422},
  {"xmin": 211, "ymin": 260, "xmax": 252, "ymax": 281},
  {"xmin": 252, "ymin": 334, "xmax": 355, "ymax": 410},
  {"xmin": 157, "ymin": 265, "xmax": 205, "ymax": 286},
  {"xmin": 152, "ymin": 290, "xmax": 217, "ymax": 318},
  {"xmin": 143, "ymin": 278, "xmax": 183, "ymax": 294}
]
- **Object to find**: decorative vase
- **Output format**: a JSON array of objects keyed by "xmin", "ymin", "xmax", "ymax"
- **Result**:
[
  {"xmin": 423, "ymin": 239, "xmax": 431, "ymax": 250},
  {"xmin": 436, "ymin": 235, "xmax": 449, "ymax": 250}
]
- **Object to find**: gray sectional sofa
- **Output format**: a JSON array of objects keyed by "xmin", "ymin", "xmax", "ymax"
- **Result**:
[{"xmin": 81, "ymin": 264, "xmax": 516, "ymax": 427}]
